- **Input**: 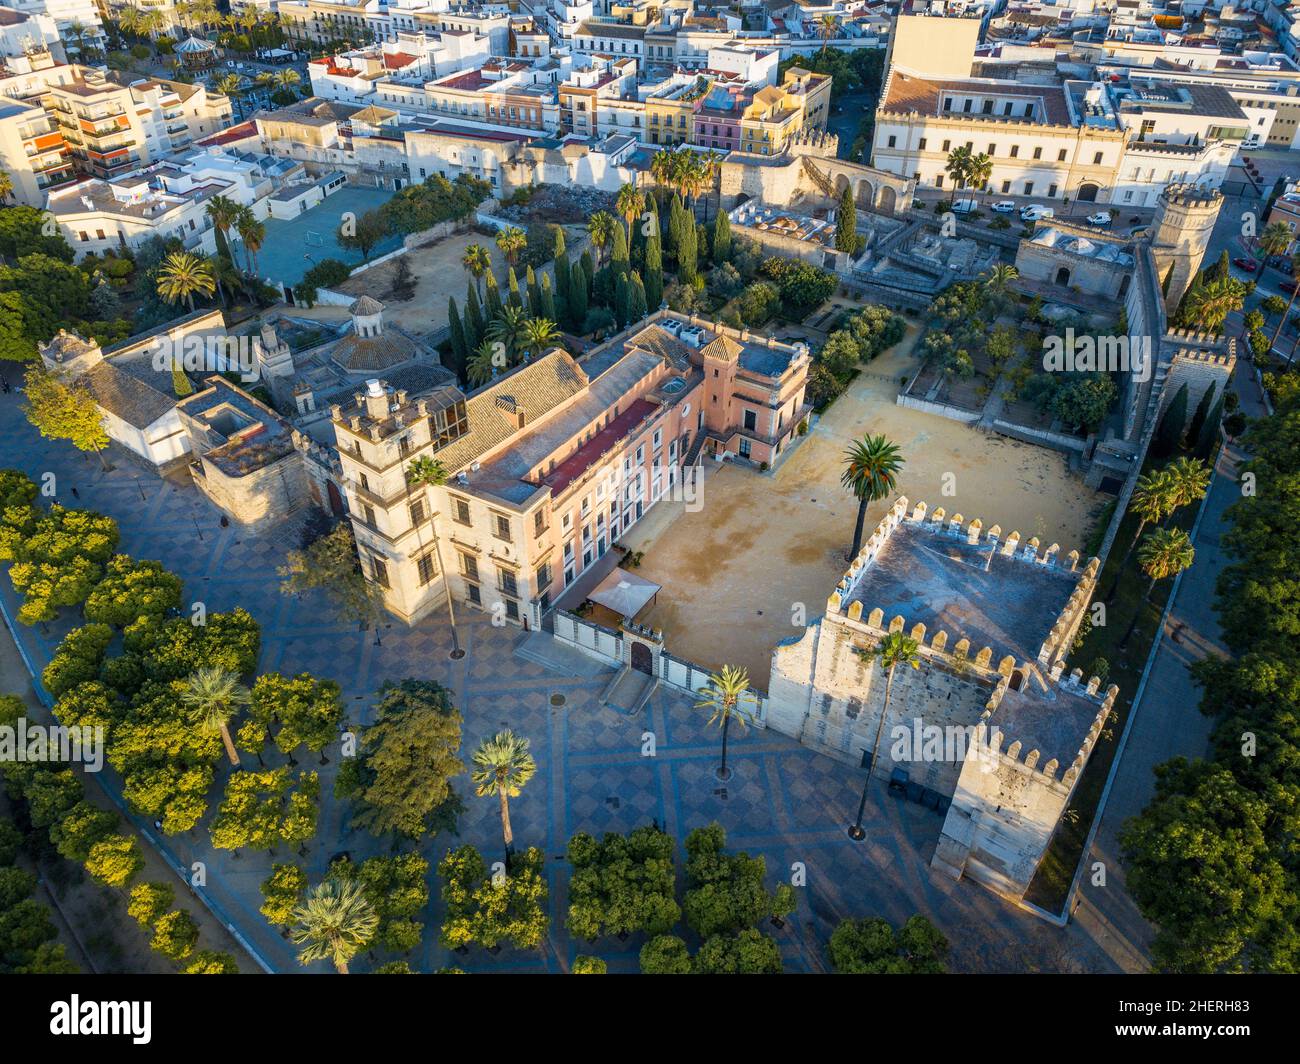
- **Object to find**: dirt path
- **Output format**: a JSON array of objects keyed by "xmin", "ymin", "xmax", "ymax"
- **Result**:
[{"xmin": 624, "ymin": 324, "xmax": 1107, "ymax": 690}]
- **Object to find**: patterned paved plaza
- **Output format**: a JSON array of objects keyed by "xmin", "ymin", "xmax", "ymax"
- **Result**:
[{"xmin": 0, "ymin": 390, "xmax": 1115, "ymax": 973}]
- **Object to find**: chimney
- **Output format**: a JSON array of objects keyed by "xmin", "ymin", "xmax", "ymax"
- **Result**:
[{"xmin": 364, "ymin": 378, "xmax": 389, "ymax": 420}]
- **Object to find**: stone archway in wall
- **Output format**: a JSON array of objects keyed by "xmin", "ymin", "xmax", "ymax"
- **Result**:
[
  {"xmin": 1078, "ymin": 182, "xmax": 1101, "ymax": 203},
  {"xmin": 1055, "ymin": 266, "xmax": 1071, "ymax": 287},
  {"xmin": 877, "ymin": 186, "xmax": 898, "ymax": 214},
  {"xmin": 834, "ymin": 174, "xmax": 851, "ymax": 201},
  {"xmin": 856, "ymin": 179, "xmax": 875, "ymax": 207},
  {"xmin": 630, "ymin": 641, "xmax": 654, "ymax": 675}
]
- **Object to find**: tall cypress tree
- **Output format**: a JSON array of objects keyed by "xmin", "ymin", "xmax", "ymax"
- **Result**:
[
  {"xmin": 1154, "ymin": 382, "xmax": 1189, "ymax": 457},
  {"xmin": 507, "ymin": 266, "xmax": 524, "ymax": 309},
  {"xmin": 554, "ymin": 255, "xmax": 570, "ymax": 321},
  {"xmin": 540, "ymin": 273, "xmax": 557, "ymax": 323},
  {"xmin": 580, "ymin": 251, "xmax": 595, "ymax": 293},
  {"xmin": 614, "ymin": 273, "xmax": 631, "ymax": 329},
  {"xmin": 569, "ymin": 260, "xmax": 589, "ymax": 329},
  {"xmin": 1195, "ymin": 389, "xmax": 1225, "ymax": 458},
  {"xmin": 644, "ymin": 225, "xmax": 664, "ymax": 311},
  {"xmin": 485, "ymin": 271, "xmax": 503, "ymax": 320},
  {"xmin": 610, "ymin": 224, "xmax": 630, "ymax": 280},
  {"xmin": 448, "ymin": 296, "xmax": 467, "ymax": 360},
  {"xmin": 835, "ymin": 184, "xmax": 858, "ymax": 253},
  {"xmin": 712, "ymin": 209, "xmax": 731, "ymax": 264},
  {"xmin": 1186, "ymin": 382, "xmax": 1217, "ymax": 448},
  {"xmin": 464, "ymin": 282, "xmax": 484, "ymax": 347},
  {"xmin": 628, "ymin": 270, "xmax": 648, "ymax": 322},
  {"xmin": 446, "ymin": 296, "xmax": 468, "ymax": 381},
  {"xmin": 526, "ymin": 265, "xmax": 541, "ymax": 315}
]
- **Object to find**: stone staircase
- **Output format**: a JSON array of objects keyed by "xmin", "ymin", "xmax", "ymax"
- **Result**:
[
  {"xmin": 683, "ymin": 431, "xmax": 708, "ymax": 468},
  {"xmin": 601, "ymin": 666, "xmax": 658, "ymax": 715},
  {"xmin": 801, "ymin": 155, "xmax": 835, "ymax": 198}
]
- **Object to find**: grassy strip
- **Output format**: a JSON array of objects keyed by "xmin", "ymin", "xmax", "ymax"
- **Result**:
[{"xmin": 1023, "ymin": 471, "xmax": 1201, "ymax": 912}]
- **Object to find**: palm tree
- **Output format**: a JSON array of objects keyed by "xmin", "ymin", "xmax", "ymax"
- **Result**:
[
  {"xmin": 205, "ymin": 194, "xmax": 242, "ymax": 263},
  {"xmin": 1255, "ymin": 220, "xmax": 1292, "ymax": 275},
  {"xmin": 1268, "ymin": 252, "xmax": 1300, "ymax": 353},
  {"xmin": 494, "ymin": 225, "xmax": 526, "ymax": 267},
  {"xmin": 156, "ymin": 251, "xmax": 216, "ymax": 311},
  {"xmin": 290, "ymin": 880, "xmax": 378, "ymax": 974},
  {"xmin": 214, "ymin": 73, "xmax": 242, "ymax": 98},
  {"xmin": 1179, "ymin": 275, "xmax": 1245, "ymax": 333},
  {"xmin": 1104, "ymin": 468, "xmax": 1176, "ymax": 601},
  {"xmin": 234, "ymin": 207, "xmax": 265, "ymax": 274},
  {"xmin": 487, "ymin": 304, "xmax": 527, "ymax": 362},
  {"xmin": 404, "ymin": 454, "xmax": 461, "ymax": 655},
  {"xmin": 461, "ymin": 243, "xmax": 491, "ymax": 298},
  {"xmin": 849, "ymin": 632, "xmax": 920, "ymax": 840},
  {"xmin": 818, "ymin": 14, "xmax": 840, "ymax": 56},
  {"xmin": 650, "ymin": 147, "xmax": 677, "ymax": 200},
  {"xmin": 841, "ymin": 434, "xmax": 904, "ymax": 559},
  {"xmin": 467, "ymin": 340, "xmax": 500, "ymax": 386},
  {"xmin": 616, "ymin": 183, "xmax": 645, "ymax": 241},
  {"xmin": 966, "ymin": 152, "xmax": 992, "ymax": 203},
  {"xmin": 471, "ymin": 730, "xmax": 536, "ymax": 860},
  {"xmin": 180, "ymin": 666, "xmax": 249, "ymax": 767},
  {"xmin": 696, "ymin": 664, "xmax": 756, "ymax": 781},
  {"xmin": 1164, "ymin": 456, "xmax": 1210, "ymax": 520},
  {"xmin": 587, "ymin": 211, "xmax": 616, "ymax": 268},
  {"xmin": 274, "ymin": 68, "xmax": 302, "ymax": 90},
  {"xmin": 1120, "ymin": 527, "xmax": 1195, "ymax": 647},
  {"xmin": 520, "ymin": 317, "xmax": 560, "ymax": 361},
  {"xmin": 983, "ymin": 263, "xmax": 1018, "ymax": 294},
  {"xmin": 944, "ymin": 145, "xmax": 973, "ymax": 192}
]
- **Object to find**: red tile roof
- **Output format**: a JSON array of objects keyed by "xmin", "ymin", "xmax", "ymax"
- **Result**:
[{"xmin": 541, "ymin": 398, "xmax": 656, "ymax": 496}]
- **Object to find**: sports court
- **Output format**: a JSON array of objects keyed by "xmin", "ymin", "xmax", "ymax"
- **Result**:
[{"xmin": 255, "ymin": 185, "xmax": 401, "ymax": 287}]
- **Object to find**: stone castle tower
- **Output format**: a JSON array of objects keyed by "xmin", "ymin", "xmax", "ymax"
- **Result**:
[{"xmin": 1150, "ymin": 184, "xmax": 1223, "ymax": 314}]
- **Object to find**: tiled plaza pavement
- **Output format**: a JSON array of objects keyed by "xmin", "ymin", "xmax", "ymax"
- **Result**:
[{"xmin": 0, "ymin": 392, "xmax": 1117, "ymax": 973}]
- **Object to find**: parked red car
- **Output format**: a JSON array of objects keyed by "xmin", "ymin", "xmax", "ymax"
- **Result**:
[
  {"xmin": 1281, "ymin": 279, "xmax": 1299, "ymax": 295},
  {"xmin": 1233, "ymin": 256, "xmax": 1259, "ymax": 272}
]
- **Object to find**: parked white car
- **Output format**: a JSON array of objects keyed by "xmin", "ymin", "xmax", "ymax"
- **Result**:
[
  {"xmin": 950, "ymin": 198, "xmax": 979, "ymax": 214},
  {"xmin": 1020, "ymin": 205, "xmax": 1055, "ymax": 222},
  {"xmin": 1086, "ymin": 211, "xmax": 1112, "ymax": 226},
  {"xmin": 990, "ymin": 201, "xmax": 1016, "ymax": 213}
]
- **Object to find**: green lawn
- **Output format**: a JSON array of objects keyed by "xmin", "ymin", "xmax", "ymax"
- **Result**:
[{"xmin": 1024, "ymin": 453, "xmax": 1206, "ymax": 912}]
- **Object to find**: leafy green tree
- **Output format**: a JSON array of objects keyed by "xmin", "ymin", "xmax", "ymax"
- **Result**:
[
  {"xmin": 828, "ymin": 914, "xmax": 949, "ymax": 973},
  {"xmin": 639, "ymin": 933, "xmax": 691, "ymax": 974},
  {"xmin": 1049, "ymin": 374, "xmax": 1117, "ymax": 433},
  {"xmin": 151, "ymin": 909, "xmax": 200, "ymax": 961},
  {"xmin": 1122, "ymin": 758, "xmax": 1288, "ymax": 972},
  {"xmin": 343, "ymin": 680, "xmax": 463, "ymax": 840},
  {"xmin": 250, "ymin": 672, "xmax": 343, "ymax": 761},
  {"xmin": 338, "ymin": 209, "xmax": 389, "ymax": 261},
  {"xmin": 50, "ymin": 800, "xmax": 117, "ymax": 862},
  {"xmin": 693, "ymin": 928, "xmax": 783, "ymax": 973},
  {"xmin": 278, "ymin": 522, "xmax": 385, "ymax": 629},
  {"xmin": 128, "ymin": 881, "xmax": 175, "ymax": 928},
  {"xmin": 22, "ymin": 365, "xmax": 111, "ymax": 472},
  {"xmin": 438, "ymin": 844, "xmax": 549, "ymax": 952},
  {"xmin": 572, "ymin": 955, "xmax": 606, "ymax": 974},
  {"xmin": 260, "ymin": 863, "xmax": 307, "ymax": 927},
  {"xmin": 84, "ymin": 833, "xmax": 144, "ymax": 887},
  {"xmin": 182, "ymin": 951, "xmax": 239, "ymax": 974},
  {"xmin": 682, "ymin": 822, "xmax": 787, "ymax": 938},
  {"xmin": 42, "ymin": 623, "xmax": 114, "ymax": 698},
  {"xmin": 567, "ymin": 825, "xmax": 679, "ymax": 940},
  {"xmin": 327, "ymin": 852, "xmax": 429, "ymax": 955},
  {"xmin": 83, "ymin": 554, "xmax": 182, "ymax": 627}
]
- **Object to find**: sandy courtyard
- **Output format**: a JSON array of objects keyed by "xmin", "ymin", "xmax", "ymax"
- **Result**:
[{"xmin": 621, "ymin": 324, "xmax": 1108, "ymax": 691}]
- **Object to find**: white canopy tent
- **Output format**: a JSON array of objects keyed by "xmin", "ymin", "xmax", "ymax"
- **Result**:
[{"xmin": 588, "ymin": 568, "xmax": 660, "ymax": 620}]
